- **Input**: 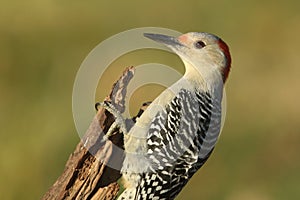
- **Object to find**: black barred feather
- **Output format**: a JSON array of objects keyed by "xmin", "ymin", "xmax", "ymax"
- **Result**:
[{"xmin": 134, "ymin": 89, "xmax": 214, "ymax": 200}]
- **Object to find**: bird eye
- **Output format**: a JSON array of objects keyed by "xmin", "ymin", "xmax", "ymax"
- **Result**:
[{"xmin": 194, "ymin": 41, "xmax": 206, "ymax": 49}]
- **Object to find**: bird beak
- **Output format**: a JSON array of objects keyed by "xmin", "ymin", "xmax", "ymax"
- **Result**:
[{"xmin": 144, "ymin": 33, "xmax": 184, "ymax": 49}]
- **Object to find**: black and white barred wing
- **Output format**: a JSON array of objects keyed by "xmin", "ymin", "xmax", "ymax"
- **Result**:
[{"xmin": 136, "ymin": 89, "xmax": 221, "ymax": 199}]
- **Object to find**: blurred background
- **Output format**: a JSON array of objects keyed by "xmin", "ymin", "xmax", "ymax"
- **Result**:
[{"xmin": 1, "ymin": 0, "xmax": 300, "ymax": 199}]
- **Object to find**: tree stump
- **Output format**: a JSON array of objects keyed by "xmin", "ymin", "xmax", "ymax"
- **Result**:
[{"xmin": 42, "ymin": 67, "xmax": 136, "ymax": 200}]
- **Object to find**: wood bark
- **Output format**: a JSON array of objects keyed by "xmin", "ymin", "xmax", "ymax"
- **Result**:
[{"xmin": 42, "ymin": 67, "xmax": 135, "ymax": 200}]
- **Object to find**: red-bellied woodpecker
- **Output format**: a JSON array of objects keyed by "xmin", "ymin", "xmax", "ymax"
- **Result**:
[{"xmin": 116, "ymin": 32, "xmax": 232, "ymax": 200}]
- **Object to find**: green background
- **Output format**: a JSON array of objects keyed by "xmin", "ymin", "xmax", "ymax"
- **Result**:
[{"xmin": 1, "ymin": 0, "xmax": 300, "ymax": 199}]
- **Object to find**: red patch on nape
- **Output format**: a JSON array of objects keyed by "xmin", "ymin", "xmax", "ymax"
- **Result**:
[{"xmin": 218, "ymin": 39, "xmax": 232, "ymax": 83}]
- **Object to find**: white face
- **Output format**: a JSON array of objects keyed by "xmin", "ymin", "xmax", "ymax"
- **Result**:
[
  {"xmin": 174, "ymin": 32, "xmax": 226, "ymax": 70},
  {"xmin": 178, "ymin": 32, "xmax": 221, "ymax": 48},
  {"xmin": 144, "ymin": 32, "xmax": 231, "ymax": 83},
  {"xmin": 165, "ymin": 32, "xmax": 228, "ymax": 84}
]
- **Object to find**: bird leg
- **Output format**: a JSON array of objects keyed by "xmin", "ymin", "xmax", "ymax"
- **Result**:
[{"xmin": 95, "ymin": 101, "xmax": 128, "ymax": 140}]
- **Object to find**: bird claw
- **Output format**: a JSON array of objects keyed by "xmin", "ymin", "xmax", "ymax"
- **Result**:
[{"xmin": 95, "ymin": 101, "xmax": 128, "ymax": 139}]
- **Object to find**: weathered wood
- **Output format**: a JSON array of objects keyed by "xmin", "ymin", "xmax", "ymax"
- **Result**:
[{"xmin": 42, "ymin": 67, "xmax": 135, "ymax": 200}]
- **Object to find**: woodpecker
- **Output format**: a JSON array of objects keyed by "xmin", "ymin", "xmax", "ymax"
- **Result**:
[{"xmin": 116, "ymin": 32, "xmax": 231, "ymax": 200}]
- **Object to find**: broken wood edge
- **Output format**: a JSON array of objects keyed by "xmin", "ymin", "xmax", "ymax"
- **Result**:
[{"xmin": 42, "ymin": 66, "xmax": 135, "ymax": 200}]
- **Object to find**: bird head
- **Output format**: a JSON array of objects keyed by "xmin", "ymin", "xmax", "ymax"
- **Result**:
[{"xmin": 144, "ymin": 32, "xmax": 231, "ymax": 84}]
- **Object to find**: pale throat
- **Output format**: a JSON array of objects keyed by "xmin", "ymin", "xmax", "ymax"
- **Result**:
[
  {"xmin": 183, "ymin": 60, "xmax": 204, "ymax": 82},
  {"xmin": 182, "ymin": 60, "xmax": 223, "ymax": 92}
]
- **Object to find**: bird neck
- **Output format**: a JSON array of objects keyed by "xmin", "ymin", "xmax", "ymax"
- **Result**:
[{"xmin": 183, "ymin": 60, "xmax": 223, "ymax": 96}]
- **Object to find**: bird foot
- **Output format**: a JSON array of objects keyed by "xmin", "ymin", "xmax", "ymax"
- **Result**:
[{"xmin": 95, "ymin": 101, "xmax": 128, "ymax": 139}]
